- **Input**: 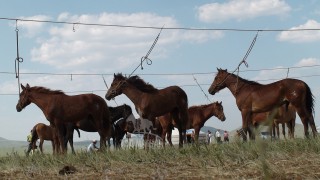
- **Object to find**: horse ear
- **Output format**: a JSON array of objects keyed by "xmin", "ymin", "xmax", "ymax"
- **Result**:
[
  {"xmin": 26, "ymin": 83, "xmax": 30, "ymax": 88},
  {"xmin": 21, "ymin": 84, "xmax": 25, "ymax": 90},
  {"xmin": 114, "ymin": 73, "xmax": 116, "ymax": 77},
  {"xmin": 219, "ymin": 101, "xmax": 222, "ymax": 104}
]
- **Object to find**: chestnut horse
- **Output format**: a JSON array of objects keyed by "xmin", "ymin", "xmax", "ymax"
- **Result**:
[
  {"xmin": 16, "ymin": 84, "xmax": 112, "ymax": 153},
  {"xmin": 30, "ymin": 123, "xmax": 80, "ymax": 155},
  {"xmin": 157, "ymin": 101, "xmax": 226, "ymax": 146},
  {"xmin": 208, "ymin": 68, "xmax": 317, "ymax": 140},
  {"xmin": 105, "ymin": 73, "xmax": 189, "ymax": 148},
  {"xmin": 249, "ymin": 104, "xmax": 296, "ymax": 140},
  {"xmin": 271, "ymin": 104, "xmax": 296, "ymax": 139}
]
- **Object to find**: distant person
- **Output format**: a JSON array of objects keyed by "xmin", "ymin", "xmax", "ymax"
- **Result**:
[
  {"xmin": 224, "ymin": 130, "xmax": 229, "ymax": 142},
  {"xmin": 207, "ymin": 130, "xmax": 212, "ymax": 144},
  {"xmin": 215, "ymin": 130, "xmax": 221, "ymax": 144},
  {"xmin": 87, "ymin": 140, "xmax": 99, "ymax": 153},
  {"xmin": 26, "ymin": 130, "xmax": 33, "ymax": 156}
]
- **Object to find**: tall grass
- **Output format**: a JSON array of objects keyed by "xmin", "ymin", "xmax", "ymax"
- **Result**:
[{"xmin": 1, "ymin": 138, "xmax": 320, "ymax": 179}]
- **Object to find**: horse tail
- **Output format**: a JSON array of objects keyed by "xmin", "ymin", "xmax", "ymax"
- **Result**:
[
  {"xmin": 75, "ymin": 128, "xmax": 81, "ymax": 138},
  {"xmin": 31, "ymin": 125, "xmax": 38, "ymax": 144},
  {"xmin": 305, "ymin": 82, "xmax": 315, "ymax": 116}
]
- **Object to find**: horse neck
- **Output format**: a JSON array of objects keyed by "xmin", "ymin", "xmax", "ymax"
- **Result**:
[
  {"xmin": 201, "ymin": 104, "xmax": 219, "ymax": 121},
  {"xmin": 111, "ymin": 107, "xmax": 125, "ymax": 123},
  {"xmin": 30, "ymin": 91, "xmax": 56, "ymax": 112},
  {"xmin": 122, "ymin": 84, "xmax": 145, "ymax": 107},
  {"xmin": 224, "ymin": 74, "xmax": 247, "ymax": 96}
]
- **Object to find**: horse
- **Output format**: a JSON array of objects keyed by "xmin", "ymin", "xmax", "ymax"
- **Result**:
[
  {"xmin": 66, "ymin": 104, "xmax": 135, "ymax": 149},
  {"xmin": 157, "ymin": 101, "xmax": 226, "ymax": 146},
  {"xmin": 208, "ymin": 68, "xmax": 317, "ymax": 140},
  {"xmin": 271, "ymin": 104, "xmax": 296, "ymax": 139},
  {"xmin": 16, "ymin": 83, "xmax": 112, "ymax": 153},
  {"xmin": 109, "ymin": 104, "xmax": 135, "ymax": 148},
  {"xmin": 29, "ymin": 123, "xmax": 80, "ymax": 155},
  {"xmin": 105, "ymin": 73, "xmax": 189, "ymax": 148}
]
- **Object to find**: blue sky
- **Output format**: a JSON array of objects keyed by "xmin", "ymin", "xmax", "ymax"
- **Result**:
[{"xmin": 0, "ymin": 0, "xmax": 320, "ymax": 141}]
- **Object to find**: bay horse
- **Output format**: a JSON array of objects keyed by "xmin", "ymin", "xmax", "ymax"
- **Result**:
[
  {"xmin": 105, "ymin": 73, "xmax": 189, "ymax": 148},
  {"xmin": 16, "ymin": 84, "xmax": 112, "ymax": 153},
  {"xmin": 30, "ymin": 123, "xmax": 80, "ymax": 155},
  {"xmin": 157, "ymin": 101, "xmax": 226, "ymax": 146},
  {"xmin": 208, "ymin": 68, "xmax": 317, "ymax": 140}
]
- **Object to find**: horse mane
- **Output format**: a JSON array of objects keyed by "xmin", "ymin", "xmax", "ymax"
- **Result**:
[
  {"xmin": 31, "ymin": 86, "xmax": 65, "ymax": 95},
  {"xmin": 189, "ymin": 103, "xmax": 213, "ymax": 110},
  {"xmin": 229, "ymin": 72, "xmax": 261, "ymax": 85},
  {"xmin": 127, "ymin": 75, "xmax": 158, "ymax": 93}
]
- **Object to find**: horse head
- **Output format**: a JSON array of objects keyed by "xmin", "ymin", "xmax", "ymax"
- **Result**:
[
  {"xmin": 208, "ymin": 68, "xmax": 229, "ymax": 95},
  {"xmin": 105, "ymin": 73, "xmax": 127, "ymax": 100},
  {"xmin": 16, "ymin": 83, "xmax": 32, "ymax": 112},
  {"xmin": 214, "ymin": 101, "xmax": 226, "ymax": 121}
]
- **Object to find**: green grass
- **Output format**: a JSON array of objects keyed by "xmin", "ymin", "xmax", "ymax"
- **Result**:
[{"xmin": 1, "ymin": 138, "xmax": 320, "ymax": 179}]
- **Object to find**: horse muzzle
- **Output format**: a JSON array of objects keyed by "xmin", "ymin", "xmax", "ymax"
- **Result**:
[{"xmin": 16, "ymin": 104, "xmax": 22, "ymax": 112}]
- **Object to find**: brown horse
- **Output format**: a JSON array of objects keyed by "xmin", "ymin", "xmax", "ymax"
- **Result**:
[
  {"xmin": 250, "ymin": 104, "xmax": 296, "ymax": 140},
  {"xmin": 16, "ymin": 84, "xmax": 112, "ymax": 153},
  {"xmin": 208, "ymin": 68, "xmax": 317, "ymax": 140},
  {"xmin": 158, "ymin": 101, "xmax": 226, "ymax": 146},
  {"xmin": 272, "ymin": 104, "xmax": 296, "ymax": 139},
  {"xmin": 105, "ymin": 73, "xmax": 189, "ymax": 147},
  {"xmin": 66, "ymin": 104, "xmax": 135, "ymax": 149},
  {"xmin": 30, "ymin": 123, "xmax": 80, "ymax": 155}
]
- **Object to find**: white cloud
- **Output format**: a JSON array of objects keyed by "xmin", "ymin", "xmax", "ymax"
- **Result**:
[
  {"xmin": 197, "ymin": 0, "xmax": 291, "ymax": 23},
  {"xmin": 278, "ymin": 20, "xmax": 320, "ymax": 43},
  {"xmin": 29, "ymin": 13, "xmax": 223, "ymax": 72},
  {"xmin": 295, "ymin": 57, "xmax": 320, "ymax": 66}
]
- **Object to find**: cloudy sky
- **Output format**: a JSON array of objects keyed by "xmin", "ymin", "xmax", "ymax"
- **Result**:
[{"xmin": 0, "ymin": 0, "xmax": 320, "ymax": 142}]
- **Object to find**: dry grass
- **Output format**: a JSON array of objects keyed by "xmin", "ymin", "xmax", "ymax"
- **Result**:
[{"xmin": 1, "ymin": 138, "xmax": 320, "ymax": 179}]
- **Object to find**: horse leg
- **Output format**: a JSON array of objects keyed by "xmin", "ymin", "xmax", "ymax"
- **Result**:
[
  {"xmin": 294, "ymin": 107, "xmax": 311, "ymax": 138},
  {"xmin": 282, "ymin": 123, "xmax": 286, "ymax": 139},
  {"xmin": 167, "ymin": 128, "xmax": 173, "ymax": 147},
  {"xmin": 39, "ymin": 139, "xmax": 44, "ymax": 153},
  {"xmin": 51, "ymin": 141, "xmax": 55, "ymax": 155},
  {"xmin": 276, "ymin": 123, "xmax": 280, "ymax": 139},
  {"xmin": 194, "ymin": 126, "xmax": 200, "ymax": 144},
  {"xmin": 241, "ymin": 110, "xmax": 251, "ymax": 141}
]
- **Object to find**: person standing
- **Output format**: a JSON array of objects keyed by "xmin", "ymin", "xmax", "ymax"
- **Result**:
[
  {"xmin": 215, "ymin": 130, "xmax": 221, "ymax": 144},
  {"xmin": 207, "ymin": 130, "xmax": 212, "ymax": 144},
  {"xmin": 224, "ymin": 130, "xmax": 229, "ymax": 143}
]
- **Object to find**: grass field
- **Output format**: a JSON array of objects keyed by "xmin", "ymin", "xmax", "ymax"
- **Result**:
[{"xmin": 1, "ymin": 137, "xmax": 320, "ymax": 179}]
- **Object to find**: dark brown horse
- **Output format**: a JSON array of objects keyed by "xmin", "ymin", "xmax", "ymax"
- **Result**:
[
  {"xmin": 66, "ymin": 104, "xmax": 135, "ymax": 149},
  {"xmin": 158, "ymin": 101, "xmax": 226, "ymax": 146},
  {"xmin": 105, "ymin": 73, "xmax": 189, "ymax": 147},
  {"xmin": 208, "ymin": 68, "xmax": 317, "ymax": 140},
  {"xmin": 30, "ymin": 123, "xmax": 80, "ymax": 155},
  {"xmin": 16, "ymin": 84, "xmax": 112, "ymax": 153}
]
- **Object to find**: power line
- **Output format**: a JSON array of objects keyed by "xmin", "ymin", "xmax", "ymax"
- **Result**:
[
  {"xmin": 2, "ymin": 73, "xmax": 320, "ymax": 96},
  {"xmin": 0, "ymin": 64, "xmax": 320, "ymax": 76},
  {"xmin": 1, "ymin": 17, "xmax": 320, "ymax": 32}
]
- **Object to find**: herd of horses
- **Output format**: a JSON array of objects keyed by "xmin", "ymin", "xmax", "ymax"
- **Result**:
[{"xmin": 16, "ymin": 68, "xmax": 318, "ymax": 155}]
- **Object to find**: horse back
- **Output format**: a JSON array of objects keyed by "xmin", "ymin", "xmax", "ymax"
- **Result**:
[{"xmin": 35, "ymin": 123, "xmax": 54, "ymax": 141}]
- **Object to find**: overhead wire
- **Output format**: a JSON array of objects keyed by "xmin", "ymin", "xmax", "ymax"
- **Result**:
[{"xmin": 1, "ymin": 17, "xmax": 320, "ymax": 32}]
